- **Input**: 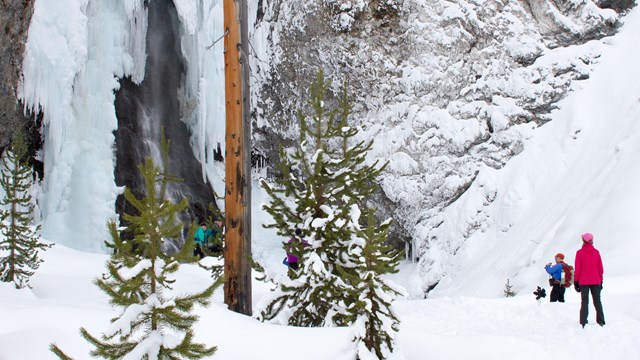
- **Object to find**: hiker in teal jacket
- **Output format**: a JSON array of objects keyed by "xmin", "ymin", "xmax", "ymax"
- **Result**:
[
  {"xmin": 545, "ymin": 253, "xmax": 566, "ymax": 302},
  {"xmin": 193, "ymin": 222, "xmax": 211, "ymax": 259}
]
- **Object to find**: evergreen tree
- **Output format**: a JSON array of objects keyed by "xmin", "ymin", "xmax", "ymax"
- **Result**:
[
  {"xmin": 51, "ymin": 139, "xmax": 219, "ymax": 359},
  {"xmin": 0, "ymin": 130, "xmax": 51, "ymax": 289},
  {"xmin": 503, "ymin": 278, "xmax": 516, "ymax": 297},
  {"xmin": 258, "ymin": 70, "xmax": 387, "ymax": 327},
  {"xmin": 346, "ymin": 210, "xmax": 402, "ymax": 360}
]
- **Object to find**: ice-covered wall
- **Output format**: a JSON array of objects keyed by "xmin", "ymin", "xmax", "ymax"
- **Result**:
[
  {"xmin": 20, "ymin": 0, "xmax": 148, "ymax": 252},
  {"xmin": 173, "ymin": 0, "xmax": 226, "ymax": 199},
  {"xmin": 19, "ymin": 0, "xmax": 227, "ymax": 252}
]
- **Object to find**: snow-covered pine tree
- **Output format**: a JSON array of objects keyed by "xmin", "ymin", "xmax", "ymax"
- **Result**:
[
  {"xmin": 345, "ymin": 209, "xmax": 402, "ymax": 360},
  {"xmin": 0, "ymin": 130, "xmax": 51, "ymax": 289},
  {"xmin": 259, "ymin": 70, "xmax": 387, "ymax": 327},
  {"xmin": 51, "ymin": 136, "xmax": 219, "ymax": 359}
]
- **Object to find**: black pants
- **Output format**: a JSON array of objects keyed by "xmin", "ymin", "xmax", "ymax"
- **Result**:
[
  {"xmin": 550, "ymin": 283, "xmax": 566, "ymax": 302},
  {"xmin": 207, "ymin": 243, "xmax": 222, "ymax": 255},
  {"xmin": 193, "ymin": 243, "xmax": 205, "ymax": 259},
  {"xmin": 580, "ymin": 284, "xmax": 605, "ymax": 326}
]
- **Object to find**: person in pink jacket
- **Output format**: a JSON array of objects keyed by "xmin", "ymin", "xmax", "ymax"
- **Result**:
[{"xmin": 574, "ymin": 232, "xmax": 605, "ymax": 327}]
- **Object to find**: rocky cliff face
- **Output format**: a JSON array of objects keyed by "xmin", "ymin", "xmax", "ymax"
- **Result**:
[
  {"xmin": 250, "ymin": 0, "xmax": 634, "ymax": 292},
  {"xmin": 0, "ymin": 0, "xmax": 39, "ymax": 156}
]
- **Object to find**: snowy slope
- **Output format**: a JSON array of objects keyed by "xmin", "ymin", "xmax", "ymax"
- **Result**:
[{"xmin": 425, "ymin": 6, "xmax": 640, "ymax": 299}]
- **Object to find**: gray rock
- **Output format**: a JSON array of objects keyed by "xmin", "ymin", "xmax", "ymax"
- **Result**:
[{"xmin": 0, "ymin": 0, "xmax": 39, "ymax": 153}]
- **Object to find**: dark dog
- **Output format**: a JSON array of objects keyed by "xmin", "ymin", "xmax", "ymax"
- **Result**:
[{"xmin": 533, "ymin": 286, "xmax": 547, "ymax": 300}]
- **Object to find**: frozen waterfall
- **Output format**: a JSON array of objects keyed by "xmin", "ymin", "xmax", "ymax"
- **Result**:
[{"xmin": 19, "ymin": 0, "xmax": 226, "ymax": 252}]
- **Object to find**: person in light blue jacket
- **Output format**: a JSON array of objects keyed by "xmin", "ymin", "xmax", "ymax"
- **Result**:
[{"xmin": 545, "ymin": 253, "xmax": 566, "ymax": 302}]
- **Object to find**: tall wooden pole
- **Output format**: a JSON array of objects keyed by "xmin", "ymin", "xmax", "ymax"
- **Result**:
[{"xmin": 223, "ymin": 0, "xmax": 252, "ymax": 315}]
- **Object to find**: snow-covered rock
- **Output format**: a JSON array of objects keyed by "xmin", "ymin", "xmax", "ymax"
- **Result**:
[{"xmin": 250, "ymin": 0, "xmax": 631, "ymax": 294}]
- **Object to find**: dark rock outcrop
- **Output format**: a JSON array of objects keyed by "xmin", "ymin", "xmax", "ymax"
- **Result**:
[
  {"xmin": 0, "ymin": 0, "xmax": 40, "ymax": 157},
  {"xmin": 114, "ymin": 0, "xmax": 216, "ymax": 251}
]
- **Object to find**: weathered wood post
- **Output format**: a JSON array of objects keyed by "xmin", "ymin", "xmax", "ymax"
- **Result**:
[{"xmin": 223, "ymin": 0, "xmax": 251, "ymax": 315}]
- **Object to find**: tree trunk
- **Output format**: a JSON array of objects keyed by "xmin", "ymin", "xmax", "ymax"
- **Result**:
[{"xmin": 223, "ymin": 0, "xmax": 252, "ymax": 316}]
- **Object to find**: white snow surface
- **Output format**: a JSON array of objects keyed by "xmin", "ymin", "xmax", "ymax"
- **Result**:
[{"xmin": 1, "ymin": 225, "xmax": 639, "ymax": 359}]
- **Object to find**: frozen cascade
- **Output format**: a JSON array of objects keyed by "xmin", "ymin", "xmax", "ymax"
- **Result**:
[
  {"xmin": 20, "ymin": 0, "xmax": 149, "ymax": 252},
  {"xmin": 114, "ymin": 0, "xmax": 216, "ymax": 254},
  {"xmin": 19, "ymin": 0, "xmax": 227, "ymax": 252},
  {"xmin": 172, "ymin": 0, "xmax": 226, "ymax": 198}
]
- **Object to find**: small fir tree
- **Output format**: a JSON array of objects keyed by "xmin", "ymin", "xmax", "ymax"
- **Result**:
[
  {"xmin": 258, "ymin": 70, "xmax": 387, "ymax": 327},
  {"xmin": 0, "ymin": 130, "xmax": 51, "ymax": 289},
  {"xmin": 503, "ymin": 278, "xmax": 516, "ymax": 297},
  {"xmin": 346, "ymin": 209, "xmax": 402, "ymax": 360},
  {"xmin": 51, "ymin": 138, "xmax": 219, "ymax": 359}
]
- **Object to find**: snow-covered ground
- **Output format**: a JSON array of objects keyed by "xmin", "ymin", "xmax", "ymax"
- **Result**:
[{"xmin": 1, "ymin": 238, "xmax": 639, "ymax": 359}]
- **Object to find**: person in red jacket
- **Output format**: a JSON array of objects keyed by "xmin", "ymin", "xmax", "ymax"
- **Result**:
[{"xmin": 574, "ymin": 232, "xmax": 605, "ymax": 327}]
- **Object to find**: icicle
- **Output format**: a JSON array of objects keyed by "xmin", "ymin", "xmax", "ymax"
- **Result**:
[{"xmin": 122, "ymin": 0, "xmax": 149, "ymax": 83}]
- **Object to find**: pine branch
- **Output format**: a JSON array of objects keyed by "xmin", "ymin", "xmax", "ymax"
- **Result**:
[{"xmin": 49, "ymin": 343, "xmax": 75, "ymax": 360}]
